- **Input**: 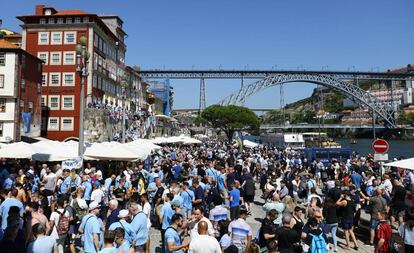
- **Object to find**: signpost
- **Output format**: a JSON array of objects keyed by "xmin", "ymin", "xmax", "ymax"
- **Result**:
[
  {"xmin": 372, "ymin": 139, "xmax": 389, "ymax": 178},
  {"xmin": 372, "ymin": 139, "xmax": 389, "ymax": 154}
]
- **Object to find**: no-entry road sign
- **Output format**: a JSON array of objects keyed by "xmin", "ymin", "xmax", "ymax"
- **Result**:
[{"xmin": 372, "ymin": 139, "xmax": 389, "ymax": 154}]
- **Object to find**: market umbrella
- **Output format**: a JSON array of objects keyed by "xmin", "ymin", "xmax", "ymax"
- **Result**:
[
  {"xmin": 31, "ymin": 140, "xmax": 80, "ymax": 161},
  {"xmin": 384, "ymin": 158, "xmax": 414, "ymax": 170},
  {"xmin": 0, "ymin": 142, "xmax": 36, "ymax": 159},
  {"xmin": 84, "ymin": 142, "xmax": 140, "ymax": 161}
]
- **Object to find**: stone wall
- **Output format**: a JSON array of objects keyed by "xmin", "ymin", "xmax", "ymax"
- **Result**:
[{"xmin": 84, "ymin": 108, "xmax": 123, "ymax": 142}]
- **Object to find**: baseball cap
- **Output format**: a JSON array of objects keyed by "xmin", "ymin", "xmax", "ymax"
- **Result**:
[
  {"xmin": 88, "ymin": 201, "xmax": 101, "ymax": 211},
  {"xmin": 240, "ymin": 205, "xmax": 248, "ymax": 214},
  {"xmin": 118, "ymin": 209, "xmax": 129, "ymax": 218},
  {"xmin": 84, "ymin": 169, "xmax": 91, "ymax": 174}
]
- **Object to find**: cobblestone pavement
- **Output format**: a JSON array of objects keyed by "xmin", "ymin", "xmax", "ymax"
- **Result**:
[{"xmin": 149, "ymin": 185, "xmax": 377, "ymax": 253}]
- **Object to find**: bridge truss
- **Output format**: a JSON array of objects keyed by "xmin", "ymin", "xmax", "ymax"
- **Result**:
[
  {"xmin": 139, "ymin": 70, "xmax": 414, "ymax": 128},
  {"xmin": 218, "ymin": 73, "xmax": 406, "ymax": 128}
]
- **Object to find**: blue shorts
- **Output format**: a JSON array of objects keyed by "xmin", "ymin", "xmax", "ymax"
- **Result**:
[
  {"xmin": 370, "ymin": 218, "xmax": 379, "ymax": 229},
  {"xmin": 342, "ymin": 222, "xmax": 353, "ymax": 230}
]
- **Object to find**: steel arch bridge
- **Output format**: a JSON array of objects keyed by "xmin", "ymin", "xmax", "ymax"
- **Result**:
[{"xmin": 218, "ymin": 73, "xmax": 397, "ymax": 128}]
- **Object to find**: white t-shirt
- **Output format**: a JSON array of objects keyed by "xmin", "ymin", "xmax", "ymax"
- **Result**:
[
  {"xmin": 49, "ymin": 208, "xmax": 70, "ymax": 239},
  {"xmin": 189, "ymin": 234, "xmax": 221, "ymax": 253},
  {"xmin": 91, "ymin": 188, "xmax": 104, "ymax": 204},
  {"xmin": 138, "ymin": 202, "xmax": 152, "ymax": 228},
  {"xmin": 190, "ymin": 217, "xmax": 215, "ymax": 240},
  {"xmin": 44, "ymin": 173, "xmax": 56, "ymax": 191}
]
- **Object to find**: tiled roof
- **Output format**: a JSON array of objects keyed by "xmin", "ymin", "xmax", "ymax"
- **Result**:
[
  {"xmin": 55, "ymin": 10, "xmax": 89, "ymax": 15},
  {"xmin": 0, "ymin": 39, "xmax": 20, "ymax": 49}
]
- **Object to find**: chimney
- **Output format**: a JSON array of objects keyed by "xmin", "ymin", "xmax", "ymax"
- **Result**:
[{"xmin": 35, "ymin": 5, "xmax": 45, "ymax": 15}]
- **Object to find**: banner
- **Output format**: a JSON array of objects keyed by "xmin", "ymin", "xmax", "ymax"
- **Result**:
[{"xmin": 62, "ymin": 156, "xmax": 83, "ymax": 171}]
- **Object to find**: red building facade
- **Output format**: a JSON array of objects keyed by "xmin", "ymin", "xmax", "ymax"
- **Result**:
[{"xmin": 18, "ymin": 5, "xmax": 127, "ymax": 141}]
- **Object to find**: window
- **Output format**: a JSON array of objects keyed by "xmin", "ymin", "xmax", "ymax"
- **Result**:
[
  {"xmin": 64, "ymin": 31, "xmax": 76, "ymax": 44},
  {"xmin": 0, "ymin": 123, "xmax": 3, "ymax": 137},
  {"xmin": 62, "ymin": 73, "xmax": 75, "ymax": 86},
  {"xmin": 41, "ymin": 96, "xmax": 47, "ymax": 107},
  {"xmin": 40, "ymin": 18, "xmax": 46, "ymax": 24},
  {"xmin": 66, "ymin": 18, "xmax": 72, "ymax": 24},
  {"xmin": 61, "ymin": 117, "xmax": 74, "ymax": 131},
  {"xmin": 48, "ymin": 96, "xmax": 60, "ymax": 110},
  {"xmin": 48, "ymin": 117, "xmax": 59, "ymax": 131},
  {"xmin": 50, "ymin": 52, "xmax": 61, "ymax": 65},
  {"xmin": 38, "ymin": 32, "xmax": 49, "ymax": 45},
  {"xmin": 0, "ymin": 99, "xmax": 5, "ymax": 112},
  {"xmin": 37, "ymin": 52, "xmax": 48, "ymax": 65},
  {"xmin": 75, "ymin": 17, "xmax": 81, "ymax": 23},
  {"xmin": 49, "ymin": 73, "xmax": 61, "ymax": 86},
  {"xmin": 0, "ymin": 75, "xmax": 4, "ymax": 88},
  {"xmin": 83, "ymin": 17, "xmax": 89, "ymax": 23},
  {"xmin": 48, "ymin": 18, "xmax": 55, "ymax": 24},
  {"xmin": 41, "ymin": 73, "xmax": 47, "ymax": 86},
  {"xmin": 63, "ymin": 52, "xmax": 75, "ymax": 65},
  {"xmin": 0, "ymin": 53, "xmax": 5, "ymax": 66},
  {"xmin": 51, "ymin": 32, "xmax": 62, "ymax": 44},
  {"xmin": 61, "ymin": 96, "xmax": 74, "ymax": 110},
  {"xmin": 57, "ymin": 18, "xmax": 64, "ymax": 24}
]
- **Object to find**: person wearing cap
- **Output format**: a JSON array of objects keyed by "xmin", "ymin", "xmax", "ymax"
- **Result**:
[
  {"xmin": 91, "ymin": 180, "xmax": 104, "ymax": 205},
  {"xmin": 179, "ymin": 182, "xmax": 195, "ymax": 219},
  {"xmin": 79, "ymin": 201, "xmax": 103, "ymax": 253},
  {"xmin": 228, "ymin": 205, "xmax": 252, "ymax": 253},
  {"xmin": 129, "ymin": 202, "xmax": 149, "ymax": 252},
  {"xmin": 108, "ymin": 209, "xmax": 135, "ymax": 248}
]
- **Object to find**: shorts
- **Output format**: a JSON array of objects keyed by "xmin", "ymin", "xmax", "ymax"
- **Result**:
[
  {"xmin": 245, "ymin": 195, "xmax": 254, "ymax": 203},
  {"xmin": 342, "ymin": 222, "xmax": 353, "ymax": 230},
  {"xmin": 370, "ymin": 218, "xmax": 379, "ymax": 229},
  {"xmin": 134, "ymin": 244, "xmax": 146, "ymax": 253}
]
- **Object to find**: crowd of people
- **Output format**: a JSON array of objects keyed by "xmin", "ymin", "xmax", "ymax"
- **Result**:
[{"xmin": 0, "ymin": 142, "xmax": 413, "ymax": 253}]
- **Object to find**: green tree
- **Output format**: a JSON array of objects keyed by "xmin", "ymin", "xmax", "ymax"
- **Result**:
[
  {"xmin": 201, "ymin": 105, "xmax": 260, "ymax": 140},
  {"xmin": 192, "ymin": 115, "xmax": 207, "ymax": 126}
]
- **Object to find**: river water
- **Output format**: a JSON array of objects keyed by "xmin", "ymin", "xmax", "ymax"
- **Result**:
[
  {"xmin": 246, "ymin": 136, "xmax": 414, "ymax": 158},
  {"xmin": 336, "ymin": 138, "xmax": 414, "ymax": 159}
]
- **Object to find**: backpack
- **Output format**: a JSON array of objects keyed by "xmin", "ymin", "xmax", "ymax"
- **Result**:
[
  {"xmin": 309, "ymin": 233, "xmax": 327, "ymax": 253},
  {"xmin": 56, "ymin": 209, "xmax": 70, "ymax": 236}
]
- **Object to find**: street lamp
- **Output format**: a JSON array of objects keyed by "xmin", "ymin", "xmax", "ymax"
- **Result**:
[
  {"xmin": 121, "ymin": 86, "xmax": 126, "ymax": 143},
  {"xmin": 76, "ymin": 35, "xmax": 89, "ymax": 156}
]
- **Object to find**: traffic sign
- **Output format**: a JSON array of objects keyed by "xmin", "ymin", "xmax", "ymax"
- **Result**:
[{"xmin": 372, "ymin": 139, "xmax": 389, "ymax": 153}]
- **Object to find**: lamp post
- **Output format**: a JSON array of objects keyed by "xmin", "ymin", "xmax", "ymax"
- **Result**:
[
  {"xmin": 121, "ymin": 86, "xmax": 126, "ymax": 143},
  {"xmin": 76, "ymin": 36, "xmax": 89, "ymax": 156}
]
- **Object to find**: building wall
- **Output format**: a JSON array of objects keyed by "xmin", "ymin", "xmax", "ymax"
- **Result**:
[
  {"xmin": 25, "ymin": 29, "xmax": 87, "ymax": 141},
  {"xmin": 0, "ymin": 52, "xmax": 17, "ymax": 97}
]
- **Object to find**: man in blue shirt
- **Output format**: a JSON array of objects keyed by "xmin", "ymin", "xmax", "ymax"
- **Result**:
[
  {"xmin": 161, "ymin": 193, "xmax": 174, "ymax": 249},
  {"xmin": 180, "ymin": 182, "xmax": 195, "ymax": 219},
  {"xmin": 82, "ymin": 175, "xmax": 92, "ymax": 204},
  {"xmin": 108, "ymin": 209, "xmax": 135, "ymax": 247},
  {"xmin": 229, "ymin": 181, "xmax": 241, "ymax": 221},
  {"xmin": 128, "ymin": 202, "xmax": 149, "ymax": 251},
  {"xmin": 172, "ymin": 161, "xmax": 182, "ymax": 180},
  {"xmin": 351, "ymin": 169, "xmax": 363, "ymax": 190},
  {"xmin": 0, "ymin": 188, "xmax": 24, "ymax": 229},
  {"xmin": 79, "ymin": 201, "xmax": 102, "ymax": 253},
  {"xmin": 59, "ymin": 169, "xmax": 72, "ymax": 195},
  {"xmin": 165, "ymin": 213, "xmax": 188, "ymax": 253}
]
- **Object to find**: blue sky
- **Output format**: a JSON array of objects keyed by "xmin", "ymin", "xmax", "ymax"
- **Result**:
[{"xmin": 2, "ymin": 0, "xmax": 414, "ymax": 109}]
